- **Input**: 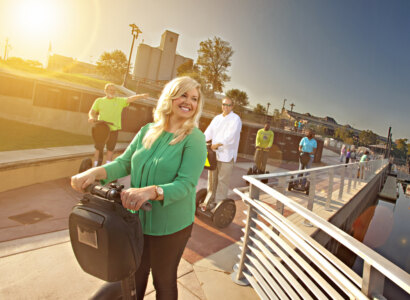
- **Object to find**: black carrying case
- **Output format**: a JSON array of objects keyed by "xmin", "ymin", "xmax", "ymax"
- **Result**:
[{"xmin": 69, "ymin": 193, "xmax": 143, "ymax": 282}]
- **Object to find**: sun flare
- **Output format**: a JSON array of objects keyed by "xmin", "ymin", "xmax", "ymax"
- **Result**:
[{"xmin": 13, "ymin": 0, "xmax": 60, "ymax": 38}]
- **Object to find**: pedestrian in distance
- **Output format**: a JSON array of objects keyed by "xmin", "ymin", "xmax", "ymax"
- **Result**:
[
  {"xmin": 358, "ymin": 150, "xmax": 370, "ymax": 179},
  {"xmin": 72, "ymin": 76, "xmax": 207, "ymax": 300},
  {"xmin": 345, "ymin": 148, "xmax": 351, "ymax": 164},
  {"xmin": 350, "ymin": 148, "xmax": 357, "ymax": 163},
  {"xmin": 88, "ymin": 83, "xmax": 149, "ymax": 167},
  {"xmin": 340, "ymin": 144, "xmax": 346, "ymax": 162}
]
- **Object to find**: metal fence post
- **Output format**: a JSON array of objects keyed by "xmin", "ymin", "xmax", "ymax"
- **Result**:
[
  {"xmin": 325, "ymin": 168, "xmax": 334, "ymax": 211},
  {"xmin": 276, "ymin": 177, "xmax": 286, "ymax": 215},
  {"xmin": 363, "ymin": 162, "xmax": 368, "ymax": 181},
  {"xmin": 232, "ymin": 184, "xmax": 258, "ymax": 285},
  {"xmin": 347, "ymin": 164, "xmax": 353, "ymax": 194},
  {"xmin": 304, "ymin": 173, "xmax": 315, "ymax": 226},
  {"xmin": 338, "ymin": 165, "xmax": 346, "ymax": 200},
  {"xmin": 362, "ymin": 261, "xmax": 385, "ymax": 298},
  {"xmin": 353, "ymin": 162, "xmax": 358, "ymax": 189}
]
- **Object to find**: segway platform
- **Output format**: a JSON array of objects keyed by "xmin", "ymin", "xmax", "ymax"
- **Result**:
[
  {"xmin": 195, "ymin": 188, "xmax": 236, "ymax": 228},
  {"xmin": 246, "ymin": 166, "xmax": 269, "ymax": 185},
  {"xmin": 288, "ymin": 175, "xmax": 310, "ymax": 195}
]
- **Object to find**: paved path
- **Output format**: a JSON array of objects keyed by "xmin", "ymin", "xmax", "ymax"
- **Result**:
[{"xmin": 0, "ymin": 146, "xmax": 341, "ymax": 299}]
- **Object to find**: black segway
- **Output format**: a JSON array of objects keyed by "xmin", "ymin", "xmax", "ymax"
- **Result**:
[
  {"xmin": 195, "ymin": 144, "xmax": 236, "ymax": 228},
  {"xmin": 69, "ymin": 183, "xmax": 151, "ymax": 300},
  {"xmin": 195, "ymin": 188, "xmax": 236, "ymax": 228},
  {"xmin": 79, "ymin": 120, "xmax": 114, "ymax": 173},
  {"xmin": 246, "ymin": 165, "xmax": 269, "ymax": 184},
  {"xmin": 288, "ymin": 152, "xmax": 311, "ymax": 195}
]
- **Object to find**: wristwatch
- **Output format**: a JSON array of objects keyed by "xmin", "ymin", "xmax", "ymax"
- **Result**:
[{"xmin": 154, "ymin": 185, "xmax": 164, "ymax": 200}]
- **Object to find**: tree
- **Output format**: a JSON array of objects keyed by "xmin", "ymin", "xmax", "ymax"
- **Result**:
[
  {"xmin": 175, "ymin": 60, "xmax": 211, "ymax": 95},
  {"xmin": 6, "ymin": 57, "xmax": 43, "ymax": 69},
  {"xmin": 253, "ymin": 104, "xmax": 267, "ymax": 114},
  {"xmin": 176, "ymin": 60, "xmax": 198, "ymax": 76},
  {"xmin": 395, "ymin": 138, "xmax": 408, "ymax": 152},
  {"xmin": 196, "ymin": 37, "xmax": 233, "ymax": 94},
  {"xmin": 359, "ymin": 130, "xmax": 378, "ymax": 146},
  {"xmin": 314, "ymin": 125, "xmax": 327, "ymax": 137},
  {"xmin": 96, "ymin": 50, "xmax": 128, "ymax": 83},
  {"xmin": 334, "ymin": 126, "xmax": 354, "ymax": 143},
  {"xmin": 392, "ymin": 138, "xmax": 408, "ymax": 161},
  {"xmin": 225, "ymin": 88, "xmax": 249, "ymax": 115},
  {"xmin": 25, "ymin": 60, "xmax": 43, "ymax": 68},
  {"xmin": 273, "ymin": 108, "xmax": 281, "ymax": 120}
]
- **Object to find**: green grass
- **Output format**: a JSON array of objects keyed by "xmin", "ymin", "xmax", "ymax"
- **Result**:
[
  {"xmin": 0, "ymin": 117, "xmax": 93, "ymax": 151},
  {"xmin": 0, "ymin": 61, "xmax": 109, "ymax": 90}
]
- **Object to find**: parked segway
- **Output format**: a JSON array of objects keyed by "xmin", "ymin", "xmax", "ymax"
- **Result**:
[
  {"xmin": 69, "ymin": 183, "xmax": 151, "ymax": 300},
  {"xmin": 246, "ymin": 165, "xmax": 269, "ymax": 184},
  {"xmin": 79, "ymin": 120, "xmax": 114, "ymax": 173},
  {"xmin": 288, "ymin": 152, "xmax": 311, "ymax": 195},
  {"xmin": 195, "ymin": 144, "xmax": 236, "ymax": 228}
]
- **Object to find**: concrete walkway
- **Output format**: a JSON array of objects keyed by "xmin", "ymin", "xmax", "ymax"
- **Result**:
[{"xmin": 0, "ymin": 145, "xmax": 340, "ymax": 299}]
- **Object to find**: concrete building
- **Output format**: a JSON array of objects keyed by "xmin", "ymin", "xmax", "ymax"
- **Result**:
[{"xmin": 133, "ymin": 30, "xmax": 193, "ymax": 82}]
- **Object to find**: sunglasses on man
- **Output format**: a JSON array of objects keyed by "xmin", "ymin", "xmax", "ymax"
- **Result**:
[{"xmin": 222, "ymin": 103, "xmax": 232, "ymax": 107}]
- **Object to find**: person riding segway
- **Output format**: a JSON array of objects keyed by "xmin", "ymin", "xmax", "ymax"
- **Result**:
[
  {"xmin": 197, "ymin": 97, "xmax": 242, "ymax": 229},
  {"xmin": 72, "ymin": 77, "xmax": 207, "ymax": 299},
  {"xmin": 246, "ymin": 122, "xmax": 274, "ymax": 184},
  {"xmin": 195, "ymin": 143, "xmax": 236, "ymax": 228},
  {"xmin": 288, "ymin": 129, "xmax": 317, "ymax": 195}
]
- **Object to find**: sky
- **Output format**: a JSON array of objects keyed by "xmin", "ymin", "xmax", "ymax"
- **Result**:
[{"xmin": 0, "ymin": 0, "xmax": 409, "ymax": 140}]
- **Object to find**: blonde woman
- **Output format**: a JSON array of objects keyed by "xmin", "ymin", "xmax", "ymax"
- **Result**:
[{"xmin": 71, "ymin": 76, "xmax": 207, "ymax": 300}]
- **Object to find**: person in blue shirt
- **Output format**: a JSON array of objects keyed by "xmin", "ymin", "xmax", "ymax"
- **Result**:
[{"xmin": 298, "ymin": 129, "xmax": 317, "ymax": 186}]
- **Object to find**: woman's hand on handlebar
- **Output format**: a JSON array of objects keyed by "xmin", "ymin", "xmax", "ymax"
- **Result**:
[
  {"xmin": 121, "ymin": 186, "xmax": 157, "ymax": 211},
  {"xmin": 71, "ymin": 167, "xmax": 107, "ymax": 193}
]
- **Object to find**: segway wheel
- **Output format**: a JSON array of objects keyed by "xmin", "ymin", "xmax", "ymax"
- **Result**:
[
  {"xmin": 262, "ymin": 171, "xmax": 269, "ymax": 184},
  {"xmin": 288, "ymin": 175, "xmax": 294, "ymax": 191},
  {"xmin": 195, "ymin": 188, "xmax": 208, "ymax": 211},
  {"xmin": 212, "ymin": 199, "xmax": 236, "ymax": 228},
  {"xmin": 79, "ymin": 158, "xmax": 92, "ymax": 173},
  {"xmin": 305, "ymin": 181, "xmax": 310, "ymax": 195}
]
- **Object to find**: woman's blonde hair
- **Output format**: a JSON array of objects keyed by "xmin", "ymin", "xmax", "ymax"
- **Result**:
[{"xmin": 142, "ymin": 76, "xmax": 203, "ymax": 149}]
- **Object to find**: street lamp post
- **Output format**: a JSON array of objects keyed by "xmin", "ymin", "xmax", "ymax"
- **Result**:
[
  {"xmin": 266, "ymin": 102, "xmax": 270, "ymax": 122},
  {"xmin": 123, "ymin": 24, "xmax": 142, "ymax": 87},
  {"xmin": 282, "ymin": 98, "xmax": 287, "ymax": 111}
]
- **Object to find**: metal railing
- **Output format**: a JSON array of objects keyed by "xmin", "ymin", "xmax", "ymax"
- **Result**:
[{"xmin": 232, "ymin": 159, "xmax": 410, "ymax": 299}]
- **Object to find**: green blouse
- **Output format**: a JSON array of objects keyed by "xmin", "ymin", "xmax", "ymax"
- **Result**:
[{"xmin": 103, "ymin": 123, "xmax": 207, "ymax": 236}]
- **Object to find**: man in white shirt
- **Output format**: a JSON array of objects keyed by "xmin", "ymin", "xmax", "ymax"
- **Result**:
[{"xmin": 203, "ymin": 97, "xmax": 242, "ymax": 209}]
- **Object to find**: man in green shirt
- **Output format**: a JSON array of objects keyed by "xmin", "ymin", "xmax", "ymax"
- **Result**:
[
  {"xmin": 88, "ymin": 83, "xmax": 148, "ymax": 166},
  {"xmin": 254, "ymin": 122, "xmax": 274, "ymax": 172}
]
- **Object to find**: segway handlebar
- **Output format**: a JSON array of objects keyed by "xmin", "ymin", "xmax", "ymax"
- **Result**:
[{"xmin": 85, "ymin": 183, "xmax": 152, "ymax": 211}]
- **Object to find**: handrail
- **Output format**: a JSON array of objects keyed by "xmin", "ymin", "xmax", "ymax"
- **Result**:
[{"xmin": 232, "ymin": 158, "xmax": 410, "ymax": 299}]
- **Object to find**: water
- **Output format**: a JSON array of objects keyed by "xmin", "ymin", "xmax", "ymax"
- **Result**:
[{"xmin": 351, "ymin": 183, "xmax": 410, "ymax": 299}]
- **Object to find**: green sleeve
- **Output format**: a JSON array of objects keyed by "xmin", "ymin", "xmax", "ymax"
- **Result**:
[
  {"xmin": 120, "ymin": 97, "xmax": 129, "ymax": 108},
  {"xmin": 160, "ymin": 129, "xmax": 207, "ymax": 207}
]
